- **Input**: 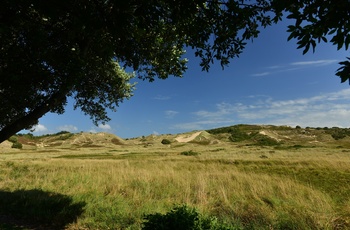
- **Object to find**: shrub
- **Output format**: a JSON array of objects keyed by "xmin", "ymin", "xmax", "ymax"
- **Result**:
[
  {"xmin": 58, "ymin": 133, "xmax": 74, "ymax": 140},
  {"xmin": 55, "ymin": 131, "xmax": 71, "ymax": 135},
  {"xmin": 324, "ymin": 127, "xmax": 350, "ymax": 140},
  {"xmin": 11, "ymin": 142, "xmax": 23, "ymax": 149},
  {"xmin": 161, "ymin": 139, "xmax": 171, "ymax": 145},
  {"xmin": 180, "ymin": 150, "xmax": 200, "ymax": 156},
  {"xmin": 142, "ymin": 205, "xmax": 236, "ymax": 230},
  {"xmin": 229, "ymin": 127, "xmax": 250, "ymax": 142},
  {"xmin": 8, "ymin": 136, "xmax": 18, "ymax": 143}
]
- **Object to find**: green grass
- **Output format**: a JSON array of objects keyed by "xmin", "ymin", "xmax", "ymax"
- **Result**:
[
  {"xmin": 180, "ymin": 150, "xmax": 200, "ymax": 156},
  {"xmin": 0, "ymin": 143, "xmax": 350, "ymax": 229},
  {"xmin": 227, "ymin": 159, "xmax": 350, "ymax": 204}
]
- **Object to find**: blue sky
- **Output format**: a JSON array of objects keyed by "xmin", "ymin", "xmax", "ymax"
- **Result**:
[{"xmin": 32, "ymin": 20, "xmax": 350, "ymax": 138}]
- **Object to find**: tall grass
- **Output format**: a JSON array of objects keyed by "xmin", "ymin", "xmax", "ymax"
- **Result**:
[{"xmin": 1, "ymin": 147, "xmax": 349, "ymax": 229}]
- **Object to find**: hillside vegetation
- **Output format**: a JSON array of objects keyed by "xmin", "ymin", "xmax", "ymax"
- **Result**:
[
  {"xmin": 3, "ymin": 124, "xmax": 350, "ymax": 151},
  {"xmin": 0, "ymin": 125, "xmax": 350, "ymax": 229}
]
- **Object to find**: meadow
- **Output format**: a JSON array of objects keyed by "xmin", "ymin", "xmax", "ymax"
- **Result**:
[{"xmin": 0, "ymin": 131, "xmax": 350, "ymax": 229}]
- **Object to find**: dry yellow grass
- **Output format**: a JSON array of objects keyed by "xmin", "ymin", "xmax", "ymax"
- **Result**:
[{"xmin": 0, "ymin": 137, "xmax": 350, "ymax": 229}]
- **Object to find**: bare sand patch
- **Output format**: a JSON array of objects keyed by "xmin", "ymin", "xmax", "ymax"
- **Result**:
[{"xmin": 175, "ymin": 131, "xmax": 202, "ymax": 143}]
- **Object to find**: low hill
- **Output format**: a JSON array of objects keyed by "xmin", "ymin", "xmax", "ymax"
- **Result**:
[
  {"xmin": 11, "ymin": 132, "xmax": 126, "ymax": 150},
  {"xmin": 206, "ymin": 124, "xmax": 350, "ymax": 147},
  {"xmin": 2, "ymin": 124, "xmax": 350, "ymax": 152}
]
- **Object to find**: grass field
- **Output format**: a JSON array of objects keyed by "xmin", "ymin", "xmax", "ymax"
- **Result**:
[{"xmin": 0, "ymin": 134, "xmax": 350, "ymax": 229}]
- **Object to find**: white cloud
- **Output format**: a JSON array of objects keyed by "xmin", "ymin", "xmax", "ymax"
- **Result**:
[
  {"xmin": 252, "ymin": 59, "xmax": 339, "ymax": 77},
  {"xmin": 172, "ymin": 89, "xmax": 350, "ymax": 131},
  {"xmin": 154, "ymin": 95, "xmax": 171, "ymax": 100},
  {"xmin": 32, "ymin": 124, "xmax": 48, "ymax": 133},
  {"xmin": 172, "ymin": 119, "xmax": 235, "ymax": 131},
  {"xmin": 193, "ymin": 102, "xmax": 237, "ymax": 118},
  {"xmin": 58, "ymin": 125, "xmax": 78, "ymax": 132},
  {"xmin": 153, "ymin": 131, "xmax": 160, "ymax": 135},
  {"xmin": 291, "ymin": 59, "xmax": 338, "ymax": 66},
  {"xmin": 98, "ymin": 124, "xmax": 111, "ymax": 130},
  {"xmin": 89, "ymin": 123, "xmax": 112, "ymax": 133},
  {"xmin": 88, "ymin": 128, "xmax": 97, "ymax": 133},
  {"xmin": 251, "ymin": 72, "xmax": 270, "ymax": 77},
  {"xmin": 165, "ymin": 110, "xmax": 179, "ymax": 118},
  {"xmin": 267, "ymin": 65, "xmax": 283, "ymax": 69}
]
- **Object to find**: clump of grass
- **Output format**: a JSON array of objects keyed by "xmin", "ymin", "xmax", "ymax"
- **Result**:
[
  {"xmin": 209, "ymin": 148, "xmax": 225, "ymax": 152},
  {"xmin": 180, "ymin": 150, "xmax": 200, "ymax": 156},
  {"xmin": 275, "ymin": 144, "xmax": 312, "ymax": 150},
  {"xmin": 55, "ymin": 153, "xmax": 115, "ymax": 159}
]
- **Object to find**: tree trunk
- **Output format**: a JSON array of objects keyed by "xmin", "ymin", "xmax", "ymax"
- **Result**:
[{"xmin": 0, "ymin": 92, "xmax": 67, "ymax": 143}]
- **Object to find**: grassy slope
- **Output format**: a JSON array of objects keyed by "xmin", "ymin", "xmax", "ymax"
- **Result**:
[{"xmin": 0, "ymin": 126, "xmax": 350, "ymax": 229}]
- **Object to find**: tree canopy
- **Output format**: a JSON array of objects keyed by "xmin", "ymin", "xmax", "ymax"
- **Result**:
[{"xmin": 1, "ymin": 0, "xmax": 349, "ymax": 143}]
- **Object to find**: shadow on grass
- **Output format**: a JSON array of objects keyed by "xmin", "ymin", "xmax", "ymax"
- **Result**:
[{"xmin": 0, "ymin": 189, "xmax": 85, "ymax": 229}]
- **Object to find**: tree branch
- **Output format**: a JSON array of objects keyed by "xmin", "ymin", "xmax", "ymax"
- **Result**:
[{"xmin": 0, "ymin": 90, "xmax": 68, "ymax": 143}]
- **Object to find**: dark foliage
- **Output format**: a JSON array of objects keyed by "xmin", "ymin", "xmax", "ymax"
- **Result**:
[
  {"xmin": 1, "ymin": 0, "xmax": 349, "ymax": 143},
  {"xmin": 161, "ymin": 139, "xmax": 171, "ymax": 145},
  {"xmin": 142, "ymin": 205, "xmax": 236, "ymax": 230}
]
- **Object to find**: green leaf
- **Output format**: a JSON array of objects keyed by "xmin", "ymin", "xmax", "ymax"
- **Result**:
[
  {"xmin": 345, "ymin": 35, "xmax": 350, "ymax": 50},
  {"xmin": 303, "ymin": 43, "xmax": 310, "ymax": 55},
  {"xmin": 311, "ymin": 40, "xmax": 316, "ymax": 53},
  {"xmin": 328, "ymin": 28, "xmax": 337, "ymax": 35}
]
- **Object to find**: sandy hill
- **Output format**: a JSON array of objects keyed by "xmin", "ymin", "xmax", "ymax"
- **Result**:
[
  {"xmin": 175, "ymin": 131, "xmax": 218, "ymax": 144},
  {"xmin": 2, "ymin": 124, "xmax": 350, "ymax": 152},
  {"xmin": 12, "ymin": 132, "xmax": 126, "ymax": 150}
]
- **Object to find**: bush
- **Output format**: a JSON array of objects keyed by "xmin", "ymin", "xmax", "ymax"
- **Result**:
[
  {"xmin": 324, "ymin": 127, "xmax": 350, "ymax": 140},
  {"xmin": 180, "ymin": 150, "xmax": 200, "ymax": 156},
  {"xmin": 8, "ymin": 136, "xmax": 18, "ymax": 143},
  {"xmin": 229, "ymin": 127, "xmax": 250, "ymax": 142},
  {"xmin": 142, "ymin": 205, "xmax": 236, "ymax": 230},
  {"xmin": 161, "ymin": 139, "xmax": 171, "ymax": 145},
  {"xmin": 11, "ymin": 142, "xmax": 23, "ymax": 149}
]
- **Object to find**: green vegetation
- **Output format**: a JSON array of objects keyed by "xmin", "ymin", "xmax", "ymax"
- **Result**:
[
  {"xmin": 0, "ymin": 142, "xmax": 349, "ymax": 229},
  {"xmin": 248, "ymin": 132, "xmax": 280, "ymax": 146},
  {"xmin": 161, "ymin": 139, "xmax": 172, "ymax": 145},
  {"xmin": 143, "ymin": 205, "xmax": 236, "ymax": 230},
  {"xmin": 2, "ymin": 0, "xmax": 350, "ymax": 144},
  {"xmin": 8, "ymin": 136, "xmax": 18, "ymax": 143},
  {"xmin": 208, "ymin": 125, "xmax": 280, "ymax": 146},
  {"xmin": 1, "ymin": 126, "xmax": 350, "ymax": 229},
  {"xmin": 11, "ymin": 142, "xmax": 22, "ymax": 149},
  {"xmin": 324, "ymin": 127, "xmax": 350, "ymax": 140},
  {"xmin": 180, "ymin": 150, "xmax": 200, "ymax": 156},
  {"xmin": 8, "ymin": 135, "xmax": 22, "ymax": 149}
]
